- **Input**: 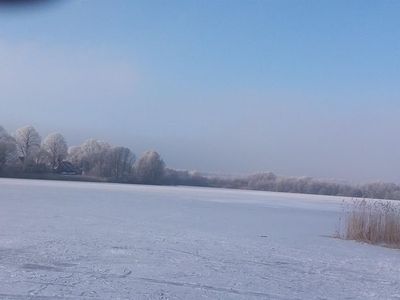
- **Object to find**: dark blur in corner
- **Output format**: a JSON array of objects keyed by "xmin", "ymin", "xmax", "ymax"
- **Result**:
[{"xmin": 0, "ymin": 0, "xmax": 60, "ymax": 8}]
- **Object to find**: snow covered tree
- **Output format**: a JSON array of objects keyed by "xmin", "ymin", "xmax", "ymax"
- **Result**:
[
  {"xmin": 78, "ymin": 139, "xmax": 112, "ymax": 176},
  {"xmin": 0, "ymin": 126, "xmax": 17, "ymax": 172},
  {"xmin": 33, "ymin": 148, "xmax": 51, "ymax": 173},
  {"xmin": 42, "ymin": 133, "xmax": 68, "ymax": 169},
  {"xmin": 109, "ymin": 146, "xmax": 135, "ymax": 179},
  {"xmin": 67, "ymin": 146, "xmax": 83, "ymax": 166},
  {"xmin": 135, "ymin": 150, "xmax": 165, "ymax": 184},
  {"xmin": 14, "ymin": 125, "xmax": 41, "ymax": 169}
]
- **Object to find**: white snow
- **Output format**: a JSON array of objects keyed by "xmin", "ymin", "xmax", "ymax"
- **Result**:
[{"xmin": 0, "ymin": 178, "xmax": 399, "ymax": 299}]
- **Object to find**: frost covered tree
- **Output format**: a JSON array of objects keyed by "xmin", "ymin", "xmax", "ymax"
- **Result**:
[
  {"xmin": 67, "ymin": 146, "xmax": 83, "ymax": 166},
  {"xmin": 135, "ymin": 150, "xmax": 165, "ymax": 184},
  {"xmin": 78, "ymin": 139, "xmax": 112, "ymax": 176},
  {"xmin": 68, "ymin": 142, "xmax": 135, "ymax": 179},
  {"xmin": 109, "ymin": 146, "xmax": 135, "ymax": 179},
  {"xmin": 14, "ymin": 125, "xmax": 41, "ymax": 169},
  {"xmin": 42, "ymin": 133, "xmax": 68, "ymax": 169},
  {"xmin": 0, "ymin": 126, "xmax": 17, "ymax": 171},
  {"xmin": 33, "ymin": 148, "xmax": 51, "ymax": 172}
]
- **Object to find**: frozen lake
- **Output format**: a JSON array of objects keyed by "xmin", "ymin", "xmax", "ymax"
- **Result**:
[{"xmin": 0, "ymin": 178, "xmax": 399, "ymax": 299}]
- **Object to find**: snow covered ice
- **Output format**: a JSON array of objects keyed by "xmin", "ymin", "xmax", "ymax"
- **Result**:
[{"xmin": 0, "ymin": 178, "xmax": 399, "ymax": 299}]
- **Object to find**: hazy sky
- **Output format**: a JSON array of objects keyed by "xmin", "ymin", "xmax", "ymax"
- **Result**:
[{"xmin": 1, "ymin": 0, "xmax": 400, "ymax": 183}]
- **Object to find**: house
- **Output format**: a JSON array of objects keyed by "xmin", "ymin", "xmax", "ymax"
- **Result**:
[{"xmin": 55, "ymin": 161, "xmax": 81, "ymax": 175}]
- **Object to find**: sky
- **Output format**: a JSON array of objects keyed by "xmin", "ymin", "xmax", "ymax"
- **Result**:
[{"xmin": 0, "ymin": 0, "xmax": 400, "ymax": 183}]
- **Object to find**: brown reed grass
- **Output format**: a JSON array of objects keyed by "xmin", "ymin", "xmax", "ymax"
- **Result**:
[{"xmin": 337, "ymin": 199, "xmax": 400, "ymax": 248}]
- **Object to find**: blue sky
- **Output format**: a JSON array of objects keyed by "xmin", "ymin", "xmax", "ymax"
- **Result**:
[{"xmin": 1, "ymin": 0, "xmax": 400, "ymax": 182}]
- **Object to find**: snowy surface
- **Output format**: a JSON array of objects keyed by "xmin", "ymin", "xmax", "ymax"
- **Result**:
[{"xmin": 0, "ymin": 178, "xmax": 399, "ymax": 299}]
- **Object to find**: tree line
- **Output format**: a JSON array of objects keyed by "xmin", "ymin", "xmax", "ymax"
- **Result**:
[
  {"xmin": 2, "ymin": 125, "xmax": 400, "ymax": 200},
  {"xmin": 0, "ymin": 125, "xmax": 164, "ymax": 184},
  {"xmin": 162, "ymin": 170, "xmax": 400, "ymax": 200}
]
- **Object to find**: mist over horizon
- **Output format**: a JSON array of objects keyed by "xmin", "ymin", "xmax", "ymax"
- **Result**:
[
  {"xmin": 1, "ymin": 1, "xmax": 400, "ymax": 183},
  {"xmin": 0, "ymin": 122, "xmax": 397, "ymax": 185}
]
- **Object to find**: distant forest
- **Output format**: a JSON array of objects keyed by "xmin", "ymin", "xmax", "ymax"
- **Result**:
[{"xmin": 1, "ymin": 125, "xmax": 400, "ymax": 200}]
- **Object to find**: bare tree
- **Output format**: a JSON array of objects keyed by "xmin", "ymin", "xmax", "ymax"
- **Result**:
[
  {"xmin": 135, "ymin": 150, "xmax": 165, "ymax": 184},
  {"xmin": 42, "ymin": 133, "xmax": 68, "ymax": 169},
  {"xmin": 14, "ymin": 125, "xmax": 41, "ymax": 169}
]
